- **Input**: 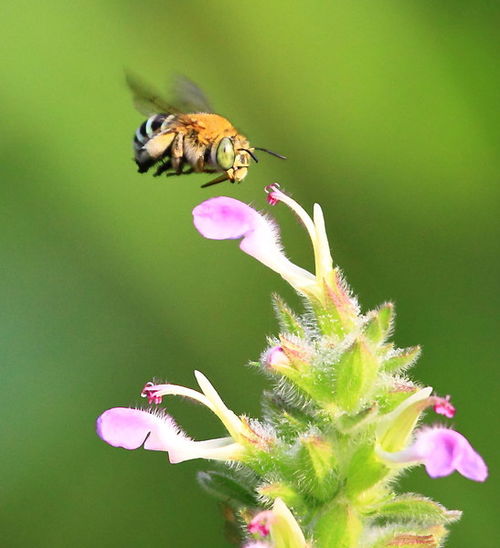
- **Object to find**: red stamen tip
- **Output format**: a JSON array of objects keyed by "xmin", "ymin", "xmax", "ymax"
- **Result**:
[
  {"xmin": 433, "ymin": 395, "xmax": 456, "ymax": 418},
  {"xmin": 265, "ymin": 183, "xmax": 281, "ymax": 206},
  {"xmin": 141, "ymin": 382, "xmax": 163, "ymax": 405}
]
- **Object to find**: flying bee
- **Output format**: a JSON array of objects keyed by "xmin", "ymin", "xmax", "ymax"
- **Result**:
[{"xmin": 127, "ymin": 73, "xmax": 285, "ymax": 187}]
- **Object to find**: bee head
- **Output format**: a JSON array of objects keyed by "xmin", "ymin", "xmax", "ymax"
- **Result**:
[{"xmin": 213, "ymin": 137, "xmax": 251, "ymax": 182}]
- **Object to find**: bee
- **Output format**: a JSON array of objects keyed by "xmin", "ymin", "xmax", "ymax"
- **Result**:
[{"xmin": 127, "ymin": 73, "xmax": 285, "ymax": 188}]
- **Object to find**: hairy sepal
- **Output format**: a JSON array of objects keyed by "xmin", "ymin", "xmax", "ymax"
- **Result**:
[
  {"xmin": 364, "ymin": 303, "xmax": 394, "ymax": 344},
  {"xmin": 368, "ymin": 494, "xmax": 462, "ymax": 526},
  {"xmin": 272, "ymin": 294, "xmax": 307, "ymax": 337},
  {"xmin": 258, "ymin": 482, "xmax": 306, "ymax": 511},
  {"xmin": 296, "ymin": 434, "xmax": 338, "ymax": 501},
  {"xmin": 382, "ymin": 346, "xmax": 421, "ymax": 373},
  {"xmin": 345, "ymin": 442, "xmax": 391, "ymax": 497},
  {"xmin": 314, "ymin": 502, "xmax": 362, "ymax": 548},
  {"xmin": 366, "ymin": 524, "xmax": 448, "ymax": 548},
  {"xmin": 335, "ymin": 338, "xmax": 380, "ymax": 413}
]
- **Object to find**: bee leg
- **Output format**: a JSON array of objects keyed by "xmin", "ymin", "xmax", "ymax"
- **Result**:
[
  {"xmin": 153, "ymin": 159, "xmax": 172, "ymax": 177},
  {"xmin": 171, "ymin": 133, "xmax": 185, "ymax": 174},
  {"xmin": 195, "ymin": 156, "xmax": 205, "ymax": 173},
  {"xmin": 167, "ymin": 167, "xmax": 194, "ymax": 177}
]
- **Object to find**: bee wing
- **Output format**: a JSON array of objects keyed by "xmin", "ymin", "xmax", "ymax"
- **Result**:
[
  {"xmin": 125, "ymin": 71, "xmax": 180, "ymax": 116},
  {"xmin": 171, "ymin": 75, "xmax": 214, "ymax": 114},
  {"xmin": 126, "ymin": 71, "xmax": 214, "ymax": 116}
]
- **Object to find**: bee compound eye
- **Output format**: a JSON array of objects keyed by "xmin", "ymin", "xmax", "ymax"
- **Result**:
[{"xmin": 216, "ymin": 137, "xmax": 235, "ymax": 170}]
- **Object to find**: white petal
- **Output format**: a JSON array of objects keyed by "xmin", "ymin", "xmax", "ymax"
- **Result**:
[{"xmin": 194, "ymin": 370, "xmax": 246, "ymax": 440}]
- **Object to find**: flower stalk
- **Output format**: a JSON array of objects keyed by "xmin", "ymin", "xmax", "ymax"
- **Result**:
[{"xmin": 97, "ymin": 186, "xmax": 487, "ymax": 547}]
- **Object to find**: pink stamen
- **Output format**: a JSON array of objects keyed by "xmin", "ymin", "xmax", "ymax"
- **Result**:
[
  {"xmin": 265, "ymin": 183, "xmax": 281, "ymax": 206},
  {"xmin": 141, "ymin": 382, "xmax": 163, "ymax": 405},
  {"xmin": 433, "ymin": 395, "xmax": 456, "ymax": 418}
]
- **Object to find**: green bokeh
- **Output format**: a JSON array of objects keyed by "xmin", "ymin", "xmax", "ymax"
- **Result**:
[{"xmin": 1, "ymin": 1, "xmax": 498, "ymax": 546}]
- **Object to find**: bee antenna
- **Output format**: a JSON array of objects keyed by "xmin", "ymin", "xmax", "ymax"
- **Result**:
[
  {"xmin": 239, "ymin": 148, "xmax": 259, "ymax": 163},
  {"xmin": 253, "ymin": 147, "xmax": 287, "ymax": 160},
  {"xmin": 201, "ymin": 173, "xmax": 229, "ymax": 188}
]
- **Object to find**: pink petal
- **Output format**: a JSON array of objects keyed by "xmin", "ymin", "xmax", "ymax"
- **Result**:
[
  {"xmin": 96, "ymin": 407, "xmax": 188, "ymax": 452},
  {"xmin": 193, "ymin": 197, "xmax": 261, "ymax": 240},
  {"xmin": 263, "ymin": 346, "xmax": 290, "ymax": 369},
  {"xmin": 97, "ymin": 408, "xmax": 243, "ymax": 464},
  {"xmin": 414, "ymin": 427, "xmax": 488, "ymax": 482}
]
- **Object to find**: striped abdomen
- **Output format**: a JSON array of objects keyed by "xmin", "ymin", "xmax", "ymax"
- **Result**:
[{"xmin": 133, "ymin": 114, "xmax": 175, "ymax": 172}]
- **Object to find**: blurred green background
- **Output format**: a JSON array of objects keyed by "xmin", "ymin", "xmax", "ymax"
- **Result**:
[{"xmin": 1, "ymin": 1, "xmax": 498, "ymax": 546}]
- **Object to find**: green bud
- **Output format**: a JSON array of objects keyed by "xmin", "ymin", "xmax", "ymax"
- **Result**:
[
  {"xmin": 335, "ymin": 338, "xmax": 379, "ymax": 412},
  {"xmin": 383, "ymin": 345, "xmax": 421, "ymax": 373},
  {"xmin": 197, "ymin": 470, "xmax": 258, "ymax": 507},
  {"xmin": 314, "ymin": 502, "xmax": 362, "ymax": 548},
  {"xmin": 272, "ymin": 294, "xmax": 306, "ymax": 337},
  {"xmin": 364, "ymin": 302, "xmax": 394, "ymax": 343},
  {"xmin": 371, "ymin": 495, "xmax": 462, "ymax": 526}
]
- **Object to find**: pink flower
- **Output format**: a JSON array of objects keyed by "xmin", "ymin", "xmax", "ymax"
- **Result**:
[
  {"xmin": 192, "ymin": 195, "xmax": 318, "ymax": 296},
  {"xmin": 97, "ymin": 371, "xmax": 251, "ymax": 463},
  {"xmin": 379, "ymin": 427, "xmax": 488, "ymax": 482}
]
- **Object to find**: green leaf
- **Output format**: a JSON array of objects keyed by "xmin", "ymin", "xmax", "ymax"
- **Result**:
[
  {"xmin": 370, "ymin": 494, "xmax": 462, "ymax": 526},
  {"xmin": 272, "ymin": 294, "xmax": 306, "ymax": 337},
  {"xmin": 314, "ymin": 503, "xmax": 362, "ymax": 548},
  {"xmin": 364, "ymin": 302, "xmax": 394, "ymax": 343},
  {"xmin": 197, "ymin": 471, "xmax": 258, "ymax": 507},
  {"xmin": 383, "ymin": 346, "xmax": 421, "ymax": 373},
  {"xmin": 335, "ymin": 338, "xmax": 380, "ymax": 412}
]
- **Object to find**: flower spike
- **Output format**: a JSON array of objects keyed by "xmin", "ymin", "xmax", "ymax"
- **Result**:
[{"xmin": 99, "ymin": 188, "xmax": 488, "ymax": 545}]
